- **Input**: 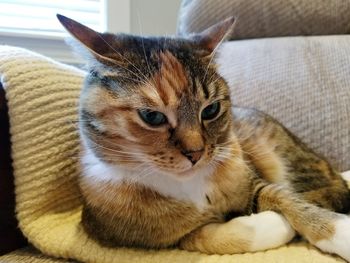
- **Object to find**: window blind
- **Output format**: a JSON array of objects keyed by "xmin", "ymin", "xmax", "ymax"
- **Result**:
[{"xmin": 0, "ymin": 0, "xmax": 102, "ymax": 37}]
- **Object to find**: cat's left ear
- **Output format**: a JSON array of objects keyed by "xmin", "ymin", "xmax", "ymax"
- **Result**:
[
  {"xmin": 191, "ymin": 17, "xmax": 236, "ymax": 53},
  {"xmin": 56, "ymin": 14, "xmax": 119, "ymax": 64}
]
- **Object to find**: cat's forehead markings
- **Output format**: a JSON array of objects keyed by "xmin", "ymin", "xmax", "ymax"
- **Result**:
[
  {"xmin": 137, "ymin": 50, "xmax": 189, "ymax": 122},
  {"xmin": 140, "ymin": 82, "xmax": 164, "ymax": 106},
  {"xmin": 152, "ymin": 51, "xmax": 189, "ymax": 105}
]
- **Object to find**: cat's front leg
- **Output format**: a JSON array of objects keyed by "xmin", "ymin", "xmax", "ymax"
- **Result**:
[
  {"xmin": 256, "ymin": 183, "xmax": 350, "ymax": 262},
  {"xmin": 179, "ymin": 211, "xmax": 295, "ymax": 254}
]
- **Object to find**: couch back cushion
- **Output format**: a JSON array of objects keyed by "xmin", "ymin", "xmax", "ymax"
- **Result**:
[
  {"xmin": 215, "ymin": 35, "xmax": 350, "ymax": 171},
  {"xmin": 177, "ymin": 0, "xmax": 350, "ymax": 39}
]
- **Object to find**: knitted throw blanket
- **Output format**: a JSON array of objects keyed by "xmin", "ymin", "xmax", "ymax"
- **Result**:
[{"xmin": 0, "ymin": 46, "xmax": 347, "ymax": 263}]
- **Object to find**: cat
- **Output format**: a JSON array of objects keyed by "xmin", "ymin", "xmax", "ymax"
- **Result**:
[{"xmin": 57, "ymin": 14, "xmax": 350, "ymax": 261}]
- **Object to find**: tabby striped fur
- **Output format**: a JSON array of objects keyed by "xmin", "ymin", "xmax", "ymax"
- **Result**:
[{"xmin": 58, "ymin": 14, "xmax": 350, "ymax": 261}]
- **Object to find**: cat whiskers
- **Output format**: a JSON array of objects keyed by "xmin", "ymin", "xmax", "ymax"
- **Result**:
[
  {"xmin": 202, "ymin": 24, "xmax": 232, "ymax": 84},
  {"xmin": 210, "ymin": 156, "xmax": 232, "ymax": 172},
  {"xmin": 138, "ymin": 12, "xmax": 156, "ymax": 85},
  {"xmin": 114, "ymin": 75, "xmax": 149, "ymax": 86},
  {"xmin": 96, "ymin": 58, "xmax": 148, "ymax": 87},
  {"xmin": 211, "ymin": 144, "xmax": 234, "ymax": 167},
  {"xmin": 87, "ymin": 139, "xmax": 146, "ymax": 159},
  {"xmin": 211, "ymin": 140, "xmax": 252, "ymax": 172},
  {"xmin": 213, "ymin": 151, "xmax": 257, "ymax": 176},
  {"xmin": 125, "ymin": 163, "xmax": 157, "ymax": 183},
  {"xmin": 215, "ymin": 143, "xmax": 271, "ymax": 176},
  {"xmin": 96, "ymin": 34, "xmax": 150, "ymax": 83}
]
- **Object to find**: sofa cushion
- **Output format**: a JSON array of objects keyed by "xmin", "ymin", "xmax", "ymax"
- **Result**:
[
  {"xmin": 216, "ymin": 35, "xmax": 350, "ymax": 171},
  {"xmin": 177, "ymin": 0, "xmax": 350, "ymax": 39},
  {"xmin": 0, "ymin": 44, "xmax": 348, "ymax": 262},
  {"xmin": 0, "ymin": 246, "xmax": 76, "ymax": 263}
]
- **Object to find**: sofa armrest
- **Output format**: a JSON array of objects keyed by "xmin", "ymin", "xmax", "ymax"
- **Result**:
[{"xmin": 0, "ymin": 83, "xmax": 27, "ymax": 255}]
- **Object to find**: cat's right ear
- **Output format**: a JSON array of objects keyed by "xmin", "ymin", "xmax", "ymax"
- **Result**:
[
  {"xmin": 57, "ymin": 14, "xmax": 118, "ymax": 64},
  {"xmin": 190, "ymin": 16, "xmax": 236, "ymax": 54}
]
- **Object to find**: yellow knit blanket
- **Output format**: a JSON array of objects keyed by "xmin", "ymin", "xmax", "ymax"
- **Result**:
[{"xmin": 0, "ymin": 46, "xmax": 347, "ymax": 263}]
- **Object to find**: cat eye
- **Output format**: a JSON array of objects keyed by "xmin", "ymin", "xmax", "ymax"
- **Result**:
[
  {"xmin": 138, "ymin": 109, "xmax": 167, "ymax": 126},
  {"xmin": 201, "ymin": 101, "xmax": 221, "ymax": 120}
]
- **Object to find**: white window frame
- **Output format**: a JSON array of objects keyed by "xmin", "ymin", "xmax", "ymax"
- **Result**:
[{"xmin": 0, "ymin": 0, "xmax": 132, "ymax": 66}]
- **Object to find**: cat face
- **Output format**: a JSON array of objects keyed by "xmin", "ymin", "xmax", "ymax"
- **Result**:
[{"xmin": 58, "ymin": 15, "xmax": 236, "ymax": 179}]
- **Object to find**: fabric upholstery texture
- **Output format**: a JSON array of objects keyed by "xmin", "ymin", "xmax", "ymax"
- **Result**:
[
  {"xmin": 216, "ymin": 35, "xmax": 350, "ymax": 172},
  {"xmin": 177, "ymin": 0, "xmax": 350, "ymax": 39},
  {"xmin": 0, "ymin": 45, "xmax": 349, "ymax": 262},
  {"xmin": 0, "ymin": 247, "xmax": 78, "ymax": 263}
]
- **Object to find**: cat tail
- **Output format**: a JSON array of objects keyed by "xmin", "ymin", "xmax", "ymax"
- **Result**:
[{"xmin": 254, "ymin": 181, "xmax": 350, "ymax": 262}]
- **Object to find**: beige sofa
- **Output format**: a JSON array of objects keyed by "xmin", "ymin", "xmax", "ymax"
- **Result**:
[{"xmin": 1, "ymin": 0, "xmax": 350, "ymax": 262}]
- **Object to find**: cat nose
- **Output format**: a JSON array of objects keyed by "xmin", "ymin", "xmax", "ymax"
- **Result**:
[{"xmin": 182, "ymin": 149, "xmax": 204, "ymax": 165}]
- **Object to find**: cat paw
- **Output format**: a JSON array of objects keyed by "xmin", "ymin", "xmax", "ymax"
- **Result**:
[
  {"xmin": 245, "ymin": 211, "xmax": 296, "ymax": 251},
  {"xmin": 179, "ymin": 211, "xmax": 295, "ymax": 254},
  {"xmin": 315, "ymin": 215, "xmax": 350, "ymax": 262}
]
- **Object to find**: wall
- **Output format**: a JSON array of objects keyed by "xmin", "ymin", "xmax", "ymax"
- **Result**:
[{"xmin": 130, "ymin": 0, "xmax": 182, "ymax": 36}]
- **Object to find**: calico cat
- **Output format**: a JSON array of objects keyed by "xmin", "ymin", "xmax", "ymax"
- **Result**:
[{"xmin": 57, "ymin": 14, "xmax": 350, "ymax": 261}]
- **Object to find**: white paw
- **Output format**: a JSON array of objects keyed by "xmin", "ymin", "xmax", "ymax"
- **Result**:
[
  {"xmin": 315, "ymin": 216, "xmax": 350, "ymax": 262},
  {"xmin": 341, "ymin": 170, "xmax": 350, "ymax": 182},
  {"xmin": 244, "ymin": 211, "xmax": 296, "ymax": 251}
]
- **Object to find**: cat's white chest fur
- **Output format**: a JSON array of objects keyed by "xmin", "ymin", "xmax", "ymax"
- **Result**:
[{"xmin": 82, "ymin": 149, "xmax": 212, "ymax": 208}]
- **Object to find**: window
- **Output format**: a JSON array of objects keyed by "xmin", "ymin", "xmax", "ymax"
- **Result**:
[
  {"xmin": 0, "ymin": 0, "xmax": 180, "ymax": 65},
  {"xmin": 0, "ymin": 0, "xmax": 102, "ymax": 37},
  {"xmin": 0, "ymin": 0, "xmax": 130, "ymax": 65}
]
